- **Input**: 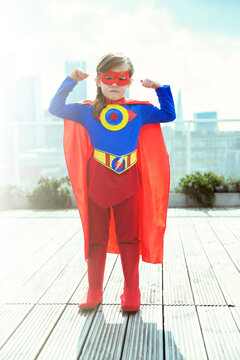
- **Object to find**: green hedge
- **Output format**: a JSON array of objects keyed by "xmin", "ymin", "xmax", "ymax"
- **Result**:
[
  {"xmin": 27, "ymin": 176, "xmax": 72, "ymax": 209},
  {"xmin": 174, "ymin": 171, "xmax": 240, "ymax": 207},
  {"xmin": 0, "ymin": 176, "xmax": 73, "ymax": 209}
]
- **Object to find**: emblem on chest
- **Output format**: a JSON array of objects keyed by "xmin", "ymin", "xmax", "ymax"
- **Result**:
[{"xmin": 100, "ymin": 104, "xmax": 137, "ymax": 131}]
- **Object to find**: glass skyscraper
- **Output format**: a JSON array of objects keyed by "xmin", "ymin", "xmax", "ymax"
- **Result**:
[{"xmin": 65, "ymin": 61, "xmax": 87, "ymax": 103}]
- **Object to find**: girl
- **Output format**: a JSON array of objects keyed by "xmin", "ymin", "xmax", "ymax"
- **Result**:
[{"xmin": 49, "ymin": 53, "xmax": 176, "ymax": 312}]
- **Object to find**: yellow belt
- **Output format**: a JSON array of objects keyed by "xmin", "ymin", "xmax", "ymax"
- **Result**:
[{"xmin": 93, "ymin": 148, "xmax": 137, "ymax": 174}]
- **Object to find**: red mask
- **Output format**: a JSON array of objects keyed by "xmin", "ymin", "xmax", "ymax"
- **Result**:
[{"xmin": 100, "ymin": 71, "xmax": 130, "ymax": 86}]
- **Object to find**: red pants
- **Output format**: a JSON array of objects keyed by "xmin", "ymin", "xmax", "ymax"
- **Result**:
[{"xmin": 88, "ymin": 192, "xmax": 140, "ymax": 247}]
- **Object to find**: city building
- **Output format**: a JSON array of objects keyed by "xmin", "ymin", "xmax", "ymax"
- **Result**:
[
  {"xmin": 65, "ymin": 61, "xmax": 87, "ymax": 103},
  {"xmin": 168, "ymin": 125, "xmax": 240, "ymax": 190},
  {"xmin": 193, "ymin": 111, "xmax": 219, "ymax": 132},
  {"xmin": 174, "ymin": 89, "xmax": 186, "ymax": 132}
]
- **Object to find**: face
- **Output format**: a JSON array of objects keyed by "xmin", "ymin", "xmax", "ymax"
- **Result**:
[{"xmin": 96, "ymin": 63, "xmax": 132, "ymax": 101}]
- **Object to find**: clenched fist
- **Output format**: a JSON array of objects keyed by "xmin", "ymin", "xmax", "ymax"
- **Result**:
[
  {"xmin": 70, "ymin": 68, "xmax": 89, "ymax": 82},
  {"xmin": 140, "ymin": 79, "xmax": 162, "ymax": 89}
]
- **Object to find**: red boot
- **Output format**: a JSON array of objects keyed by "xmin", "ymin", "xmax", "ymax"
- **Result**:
[
  {"xmin": 118, "ymin": 242, "xmax": 141, "ymax": 312},
  {"xmin": 120, "ymin": 288, "xmax": 141, "ymax": 312},
  {"xmin": 78, "ymin": 245, "xmax": 107, "ymax": 309}
]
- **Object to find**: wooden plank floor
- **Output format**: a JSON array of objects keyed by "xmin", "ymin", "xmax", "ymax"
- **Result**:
[{"xmin": 0, "ymin": 208, "xmax": 239, "ymax": 360}]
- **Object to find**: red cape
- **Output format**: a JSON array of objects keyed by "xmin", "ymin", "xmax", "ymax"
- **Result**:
[{"xmin": 63, "ymin": 100, "xmax": 170, "ymax": 264}]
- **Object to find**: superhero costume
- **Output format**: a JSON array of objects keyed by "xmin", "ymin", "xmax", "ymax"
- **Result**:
[
  {"xmin": 49, "ymin": 75, "xmax": 175, "ymax": 311},
  {"xmin": 49, "ymin": 75, "xmax": 176, "ymax": 265}
]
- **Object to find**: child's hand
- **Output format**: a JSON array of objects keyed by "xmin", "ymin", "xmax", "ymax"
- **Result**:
[
  {"xmin": 70, "ymin": 68, "xmax": 89, "ymax": 82},
  {"xmin": 140, "ymin": 79, "xmax": 162, "ymax": 89}
]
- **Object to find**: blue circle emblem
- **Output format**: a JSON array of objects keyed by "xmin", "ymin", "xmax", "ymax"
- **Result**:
[
  {"xmin": 105, "ymin": 109, "xmax": 123, "ymax": 126},
  {"xmin": 112, "ymin": 157, "xmax": 126, "ymax": 173}
]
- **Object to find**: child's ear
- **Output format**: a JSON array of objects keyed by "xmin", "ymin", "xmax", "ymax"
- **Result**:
[{"xmin": 95, "ymin": 77, "xmax": 101, "ymax": 87}]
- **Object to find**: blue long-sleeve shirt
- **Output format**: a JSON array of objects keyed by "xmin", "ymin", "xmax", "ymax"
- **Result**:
[
  {"xmin": 49, "ymin": 76, "xmax": 176, "ymax": 156},
  {"xmin": 49, "ymin": 76, "xmax": 176, "ymax": 207}
]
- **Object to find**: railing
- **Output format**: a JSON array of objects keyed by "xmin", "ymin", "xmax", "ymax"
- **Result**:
[{"xmin": 0, "ymin": 119, "xmax": 240, "ymax": 191}]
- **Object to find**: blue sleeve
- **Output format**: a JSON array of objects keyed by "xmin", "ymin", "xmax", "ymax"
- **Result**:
[
  {"xmin": 48, "ymin": 76, "xmax": 89, "ymax": 126},
  {"xmin": 141, "ymin": 85, "xmax": 176, "ymax": 125}
]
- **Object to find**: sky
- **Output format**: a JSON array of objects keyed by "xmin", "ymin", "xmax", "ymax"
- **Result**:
[{"xmin": 1, "ymin": 0, "xmax": 240, "ymax": 120}]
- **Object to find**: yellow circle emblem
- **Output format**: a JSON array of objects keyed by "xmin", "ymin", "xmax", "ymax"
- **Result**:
[{"xmin": 100, "ymin": 105, "xmax": 129, "ymax": 131}]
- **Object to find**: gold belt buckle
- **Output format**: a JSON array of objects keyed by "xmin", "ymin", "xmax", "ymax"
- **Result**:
[{"xmin": 93, "ymin": 148, "xmax": 137, "ymax": 174}]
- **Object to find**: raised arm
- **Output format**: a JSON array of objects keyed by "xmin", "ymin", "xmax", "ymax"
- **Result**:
[
  {"xmin": 48, "ymin": 69, "xmax": 89, "ymax": 125},
  {"xmin": 140, "ymin": 78, "xmax": 176, "ymax": 125}
]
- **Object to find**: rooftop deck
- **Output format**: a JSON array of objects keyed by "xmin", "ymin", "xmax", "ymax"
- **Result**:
[{"xmin": 0, "ymin": 208, "xmax": 239, "ymax": 360}]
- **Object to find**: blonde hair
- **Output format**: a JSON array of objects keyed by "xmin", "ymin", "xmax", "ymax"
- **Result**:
[{"xmin": 92, "ymin": 53, "xmax": 134, "ymax": 119}]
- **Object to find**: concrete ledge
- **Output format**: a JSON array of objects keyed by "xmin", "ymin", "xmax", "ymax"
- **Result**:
[
  {"xmin": 168, "ymin": 193, "xmax": 240, "ymax": 208},
  {"xmin": 0, "ymin": 193, "xmax": 240, "ymax": 210}
]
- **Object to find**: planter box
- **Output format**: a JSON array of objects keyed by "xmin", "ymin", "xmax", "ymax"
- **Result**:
[
  {"xmin": 168, "ymin": 193, "xmax": 240, "ymax": 208},
  {"xmin": 1, "ymin": 193, "xmax": 240, "ymax": 210}
]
